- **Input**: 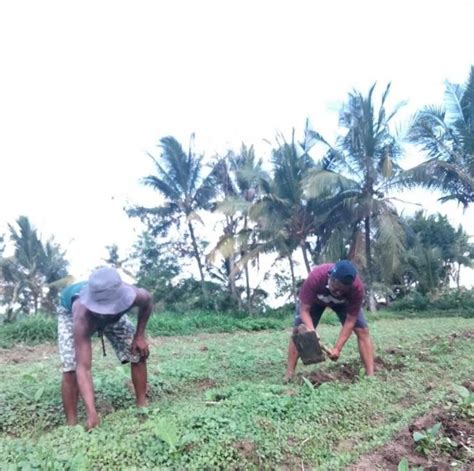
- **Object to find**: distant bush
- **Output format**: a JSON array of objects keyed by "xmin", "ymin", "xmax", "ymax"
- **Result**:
[
  {"xmin": 389, "ymin": 292, "xmax": 430, "ymax": 312},
  {"xmin": 0, "ymin": 309, "xmax": 296, "ymax": 347},
  {"xmin": 0, "ymin": 314, "xmax": 57, "ymax": 348},
  {"xmin": 4, "ymin": 301, "xmax": 411, "ymax": 348},
  {"xmin": 141, "ymin": 310, "xmax": 291, "ymax": 336},
  {"xmin": 388, "ymin": 289, "xmax": 474, "ymax": 317}
]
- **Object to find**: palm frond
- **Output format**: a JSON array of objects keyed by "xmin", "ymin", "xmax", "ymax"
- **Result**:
[
  {"xmin": 215, "ymin": 197, "xmax": 253, "ymax": 216},
  {"xmin": 207, "ymin": 234, "xmax": 236, "ymax": 263},
  {"xmin": 373, "ymin": 202, "xmax": 406, "ymax": 282},
  {"xmin": 141, "ymin": 175, "xmax": 180, "ymax": 202},
  {"xmin": 303, "ymin": 169, "xmax": 358, "ymax": 198},
  {"xmin": 397, "ymin": 159, "xmax": 474, "ymax": 207},
  {"xmin": 444, "ymin": 80, "xmax": 466, "ymax": 127},
  {"xmin": 376, "ymin": 82, "xmax": 390, "ymax": 132},
  {"xmin": 186, "ymin": 211, "xmax": 204, "ymax": 226}
]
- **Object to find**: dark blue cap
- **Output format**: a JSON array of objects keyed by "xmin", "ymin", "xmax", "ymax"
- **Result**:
[{"xmin": 331, "ymin": 260, "xmax": 357, "ymax": 285}]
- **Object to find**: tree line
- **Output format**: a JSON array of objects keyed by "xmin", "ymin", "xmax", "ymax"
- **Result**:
[{"xmin": 1, "ymin": 68, "xmax": 473, "ymax": 319}]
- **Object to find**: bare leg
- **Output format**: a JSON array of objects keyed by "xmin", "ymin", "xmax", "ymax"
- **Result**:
[
  {"xmin": 285, "ymin": 337, "xmax": 299, "ymax": 381},
  {"xmin": 61, "ymin": 371, "xmax": 79, "ymax": 425},
  {"xmin": 131, "ymin": 360, "xmax": 148, "ymax": 407},
  {"xmin": 354, "ymin": 327, "xmax": 375, "ymax": 376}
]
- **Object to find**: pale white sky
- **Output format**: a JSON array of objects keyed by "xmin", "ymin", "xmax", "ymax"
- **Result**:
[{"xmin": 0, "ymin": 0, "xmax": 473, "ymax": 287}]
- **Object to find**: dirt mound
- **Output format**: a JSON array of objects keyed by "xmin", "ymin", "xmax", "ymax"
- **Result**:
[
  {"xmin": 349, "ymin": 408, "xmax": 473, "ymax": 470},
  {"xmin": 305, "ymin": 356, "xmax": 405, "ymax": 386}
]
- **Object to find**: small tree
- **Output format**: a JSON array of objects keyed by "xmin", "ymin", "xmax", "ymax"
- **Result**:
[
  {"xmin": 129, "ymin": 135, "xmax": 218, "ymax": 305},
  {"xmin": 131, "ymin": 232, "xmax": 180, "ymax": 310},
  {"xmin": 209, "ymin": 144, "xmax": 268, "ymax": 312},
  {"xmin": 0, "ymin": 216, "xmax": 69, "ymax": 318},
  {"xmin": 400, "ymin": 211, "xmax": 474, "ymax": 294}
]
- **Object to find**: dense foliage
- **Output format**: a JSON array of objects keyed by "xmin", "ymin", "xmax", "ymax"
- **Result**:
[{"xmin": 1, "ymin": 68, "xmax": 473, "ymax": 318}]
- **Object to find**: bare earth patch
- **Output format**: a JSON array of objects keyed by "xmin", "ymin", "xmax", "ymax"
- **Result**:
[
  {"xmin": 193, "ymin": 378, "xmax": 217, "ymax": 390},
  {"xmin": 0, "ymin": 343, "xmax": 57, "ymax": 365},
  {"xmin": 349, "ymin": 408, "xmax": 474, "ymax": 470},
  {"xmin": 305, "ymin": 356, "xmax": 405, "ymax": 386}
]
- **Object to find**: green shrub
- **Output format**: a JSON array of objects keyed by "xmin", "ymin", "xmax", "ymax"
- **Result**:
[
  {"xmin": 431, "ymin": 289, "xmax": 474, "ymax": 312},
  {"xmin": 390, "ymin": 292, "xmax": 430, "ymax": 312},
  {"xmin": 1, "ymin": 304, "xmax": 370, "ymax": 348},
  {"xmin": 389, "ymin": 289, "xmax": 474, "ymax": 316},
  {"xmin": 0, "ymin": 314, "xmax": 57, "ymax": 347},
  {"xmin": 0, "ymin": 310, "xmax": 295, "ymax": 347}
]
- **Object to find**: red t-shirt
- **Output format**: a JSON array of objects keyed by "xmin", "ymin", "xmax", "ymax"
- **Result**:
[{"xmin": 299, "ymin": 263, "xmax": 364, "ymax": 317}]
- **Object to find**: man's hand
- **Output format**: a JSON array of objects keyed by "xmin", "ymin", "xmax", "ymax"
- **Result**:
[
  {"xmin": 297, "ymin": 323, "xmax": 315, "ymax": 334},
  {"xmin": 328, "ymin": 347, "xmax": 341, "ymax": 361},
  {"xmin": 132, "ymin": 336, "xmax": 149, "ymax": 359},
  {"xmin": 86, "ymin": 413, "xmax": 100, "ymax": 431}
]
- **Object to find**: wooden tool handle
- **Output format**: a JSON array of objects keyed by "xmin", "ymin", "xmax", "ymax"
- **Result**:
[
  {"xmin": 315, "ymin": 333, "xmax": 332, "ymax": 355},
  {"xmin": 320, "ymin": 343, "xmax": 332, "ymax": 356}
]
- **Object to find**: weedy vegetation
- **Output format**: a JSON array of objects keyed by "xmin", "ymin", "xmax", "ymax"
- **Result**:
[{"xmin": 0, "ymin": 316, "xmax": 473, "ymax": 469}]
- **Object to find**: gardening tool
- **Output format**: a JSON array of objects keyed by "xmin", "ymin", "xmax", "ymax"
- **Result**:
[{"xmin": 292, "ymin": 324, "xmax": 332, "ymax": 365}]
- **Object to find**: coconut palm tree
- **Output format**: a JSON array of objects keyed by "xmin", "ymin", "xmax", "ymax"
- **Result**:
[
  {"xmin": 133, "ymin": 135, "xmax": 217, "ymax": 302},
  {"xmin": 405, "ymin": 66, "xmax": 474, "ymax": 208},
  {"xmin": 1, "ymin": 216, "xmax": 69, "ymax": 316},
  {"xmin": 209, "ymin": 144, "xmax": 268, "ymax": 312},
  {"xmin": 247, "ymin": 131, "xmax": 322, "ymax": 302},
  {"xmin": 304, "ymin": 83, "xmax": 406, "ymax": 311}
]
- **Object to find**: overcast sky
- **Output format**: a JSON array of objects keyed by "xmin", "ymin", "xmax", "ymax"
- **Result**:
[{"xmin": 0, "ymin": 0, "xmax": 473, "ymax": 285}]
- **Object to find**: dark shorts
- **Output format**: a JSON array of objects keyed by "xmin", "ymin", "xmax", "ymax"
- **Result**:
[{"xmin": 293, "ymin": 303, "xmax": 368, "ymax": 329}]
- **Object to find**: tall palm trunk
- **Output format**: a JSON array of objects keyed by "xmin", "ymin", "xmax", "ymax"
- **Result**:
[
  {"xmin": 228, "ymin": 255, "xmax": 243, "ymax": 311},
  {"xmin": 456, "ymin": 262, "xmax": 461, "ymax": 290},
  {"xmin": 187, "ymin": 220, "xmax": 208, "ymax": 301},
  {"xmin": 243, "ymin": 215, "xmax": 252, "ymax": 314},
  {"xmin": 364, "ymin": 216, "xmax": 377, "ymax": 313},
  {"xmin": 6, "ymin": 282, "xmax": 21, "ymax": 321},
  {"xmin": 225, "ymin": 216, "xmax": 242, "ymax": 310},
  {"xmin": 288, "ymin": 254, "xmax": 297, "ymax": 305},
  {"xmin": 301, "ymin": 242, "xmax": 311, "ymax": 273},
  {"xmin": 244, "ymin": 264, "xmax": 252, "ymax": 314}
]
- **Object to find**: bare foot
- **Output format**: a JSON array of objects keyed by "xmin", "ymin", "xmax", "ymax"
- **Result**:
[
  {"xmin": 86, "ymin": 414, "xmax": 100, "ymax": 431},
  {"xmin": 136, "ymin": 398, "xmax": 149, "ymax": 408}
]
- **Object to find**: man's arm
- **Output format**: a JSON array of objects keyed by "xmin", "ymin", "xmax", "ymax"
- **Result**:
[
  {"xmin": 330, "ymin": 314, "xmax": 358, "ymax": 360},
  {"xmin": 73, "ymin": 305, "xmax": 99, "ymax": 429},
  {"xmin": 131, "ymin": 288, "xmax": 153, "ymax": 358},
  {"xmin": 299, "ymin": 303, "xmax": 315, "ymax": 330}
]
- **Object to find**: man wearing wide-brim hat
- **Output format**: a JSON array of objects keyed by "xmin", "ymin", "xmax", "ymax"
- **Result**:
[{"xmin": 58, "ymin": 266, "xmax": 153, "ymax": 430}]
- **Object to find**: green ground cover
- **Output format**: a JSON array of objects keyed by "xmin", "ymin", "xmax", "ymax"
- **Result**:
[{"xmin": 0, "ymin": 317, "xmax": 473, "ymax": 469}]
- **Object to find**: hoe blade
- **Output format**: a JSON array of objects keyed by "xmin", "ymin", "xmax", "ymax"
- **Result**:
[{"xmin": 292, "ymin": 330, "xmax": 326, "ymax": 365}]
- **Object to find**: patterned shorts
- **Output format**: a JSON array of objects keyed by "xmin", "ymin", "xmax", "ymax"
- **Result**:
[{"xmin": 58, "ymin": 308, "xmax": 141, "ymax": 372}]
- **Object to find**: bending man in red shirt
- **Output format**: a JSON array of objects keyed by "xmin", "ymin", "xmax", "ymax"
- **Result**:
[{"xmin": 285, "ymin": 260, "xmax": 375, "ymax": 381}]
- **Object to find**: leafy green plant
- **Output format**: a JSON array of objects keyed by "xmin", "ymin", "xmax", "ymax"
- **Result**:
[
  {"xmin": 452, "ymin": 384, "xmax": 474, "ymax": 417},
  {"xmin": 152, "ymin": 418, "xmax": 179, "ymax": 452},
  {"xmin": 413, "ymin": 422, "xmax": 456, "ymax": 456},
  {"xmin": 398, "ymin": 457, "xmax": 423, "ymax": 471},
  {"xmin": 302, "ymin": 376, "xmax": 315, "ymax": 392}
]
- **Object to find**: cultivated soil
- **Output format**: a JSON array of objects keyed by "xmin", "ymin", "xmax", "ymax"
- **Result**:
[
  {"xmin": 296, "ymin": 338, "xmax": 473, "ymax": 470},
  {"xmin": 349, "ymin": 403, "xmax": 473, "ymax": 470},
  {"xmin": 305, "ymin": 356, "xmax": 405, "ymax": 386},
  {"xmin": 0, "ymin": 344, "xmax": 57, "ymax": 365}
]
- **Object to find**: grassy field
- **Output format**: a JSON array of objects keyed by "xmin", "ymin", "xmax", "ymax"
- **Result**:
[{"xmin": 0, "ymin": 316, "xmax": 473, "ymax": 469}]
